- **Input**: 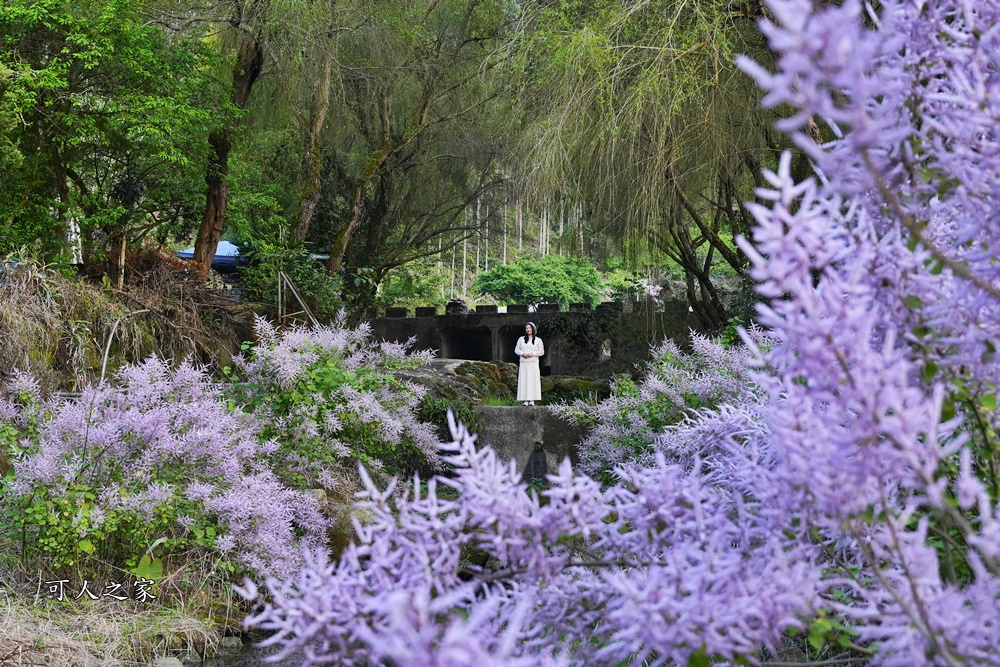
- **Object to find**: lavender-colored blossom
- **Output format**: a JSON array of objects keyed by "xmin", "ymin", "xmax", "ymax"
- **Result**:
[
  {"xmin": 244, "ymin": 413, "xmax": 822, "ymax": 665},
  {"xmin": 0, "ymin": 358, "xmax": 328, "ymax": 578},
  {"xmin": 234, "ymin": 316, "xmax": 443, "ymax": 488},
  {"xmin": 244, "ymin": 1, "xmax": 1000, "ymax": 665},
  {"xmin": 553, "ymin": 331, "xmax": 768, "ymax": 476}
]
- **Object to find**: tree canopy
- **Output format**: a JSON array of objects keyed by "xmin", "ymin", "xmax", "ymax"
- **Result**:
[
  {"xmin": 510, "ymin": 0, "xmax": 789, "ymax": 326},
  {"xmin": 473, "ymin": 254, "xmax": 604, "ymax": 306},
  {"xmin": 0, "ymin": 0, "xmax": 225, "ymax": 258},
  {"xmin": 0, "ymin": 0, "xmax": 805, "ymax": 326}
]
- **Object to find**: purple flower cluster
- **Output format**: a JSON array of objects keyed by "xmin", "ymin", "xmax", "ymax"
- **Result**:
[
  {"xmin": 735, "ymin": 0, "xmax": 1000, "ymax": 662},
  {"xmin": 555, "ymin": 331, "xmax": 768, "ymax": 477},
  {"xmin": 0, "ymin": 358, "xmax": 326, "ymax": 579},
  {"xmin": 244, "ymin": 413, "xmax": 821, "ymax": 666},
  {"xmin": 233, "ymin": 314, "xmax": 441, "ymax": 485}
]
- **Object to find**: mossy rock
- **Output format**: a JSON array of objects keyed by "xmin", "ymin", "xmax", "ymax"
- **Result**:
[
  {"xmin": 541, "ymin": 376, "xmax": 611, "ymax": 403},
  {"xmin": 486, "ymin": 379, "xmax": 511, "ymax": 397},
  {"xmin": 452, "ymin": 361, "xmax": 519, "ymax": 398}
]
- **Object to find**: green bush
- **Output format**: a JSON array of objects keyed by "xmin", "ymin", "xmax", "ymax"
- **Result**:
[
  {"xmin": 375, "ymin": 259, "xmax": 448, "ymax": 312},
  {"xmin": 474, "ymin": 254, "xmax": 604, "ymax": 306},
  {"xmin": 240, "ymin": 248, "xmax": 345, "ymax": 323},
  {"xmin": 417, "ymin": 395, "xmax": 480, "ymax": 442},
  {"xmin": 231, "ymin": 320, "xmax": 442, "ymax": 487}
]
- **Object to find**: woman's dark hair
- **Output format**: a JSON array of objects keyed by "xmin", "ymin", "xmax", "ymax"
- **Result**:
[{"xmin": 524, "ymin": 321, "xmax": 537, "ymax": 345}]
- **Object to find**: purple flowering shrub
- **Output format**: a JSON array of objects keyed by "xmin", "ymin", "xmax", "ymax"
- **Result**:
[
  {"xmin": 0, "ymin": 359, "xmax": 326, "ymax": 580},
  {"xmin": 554, "ymin": 331, "xmax": 768, "ymax": 482},
  {"xmin": 244, "ymin": 1, "xmax": 1000, "ymax": 664},
  {"xmin": 242, "ymin": 413, "xmax": 820, "ymax": 667},
  {"xmin": 724, "ymin": 0, "xmax": 1000, "ymax": 661},
  {"xmin": 231, "ymin": 315, "xmax": 441, "ymax": 488}
]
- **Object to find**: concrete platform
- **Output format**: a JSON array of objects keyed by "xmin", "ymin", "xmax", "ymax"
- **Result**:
[{"xmin": 470, "ymin": 406, "xmax": 589, "ymax": 479}]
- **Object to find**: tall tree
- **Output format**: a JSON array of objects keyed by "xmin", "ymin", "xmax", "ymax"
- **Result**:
[
  {"xmin": 189, "ymin": 2, "xmax": 265, "ymax": 275},
  {"xmin": 316, "ymin": 0, "xmax": 515, "ymax": 278},
  {"xmin": 513, "ymin": 0, "xmax": 790, "ymax": 327},
  {"xmin": 0, "ymin": 0, "xmax": 223, "ymax": 258}
]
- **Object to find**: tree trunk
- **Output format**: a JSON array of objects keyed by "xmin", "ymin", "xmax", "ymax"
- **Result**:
[
  {"xmin": 192, "ymin": 37, "xmax": 263, "ymax": 276},
  {"xmin": 326, "ymin": 144, "xmax": 391, "ymax": 273},
  {"xmin": 291, "ymin": 52, "xmax": 334, "ymax": 241},
  {"xmin": 193, "ymin": 129, "xmax": 230, "ymax": 273},
  {"xmin": 450, "ymin": 237, "xmax": 456, "ymax": 296},
  {"xmin": 517, "ymin": 198, "xmax": 522, "ymax": 250},
  {"xmin": 503, "ymin": 202, "xmax": 507, "ymax": 264}
]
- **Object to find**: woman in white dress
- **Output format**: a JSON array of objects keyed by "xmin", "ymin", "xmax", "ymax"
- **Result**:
[{"xmin": 515, "ymin": 322, "xmax": 544, "ymax": 406}]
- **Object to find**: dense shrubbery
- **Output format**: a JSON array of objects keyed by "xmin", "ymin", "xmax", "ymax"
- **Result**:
[
  {"xmin": 473, "ymin": 254, "xmax": 604, "ymax": 306},
  {"xmin": 417, "ymin": 394, "xmax": 480, "ymax": 443},
  {"xmin": 555, "ymin": 331, "xmax": 767, "ymax": 484},
  {"xmin": 375, "ymin": 259, "xmax": 448, "ymax": 313},
  {"xmin": 230, "ymin": 315, "xmax": 442, "ymax": 487},
  {"xmin": 0, "ymin": 360, "xmax": 326, "ymax": 581},
  {"xmin": 239, "ymin": 246, "xmax": 346, "ymax": 323},
  {"xmin": 0, "ymin": 313, "xmax": 446, "ymax": 592},
  {"xmin": 243, "ymin": 1, "xmax": 1000, "ymax": 665}
]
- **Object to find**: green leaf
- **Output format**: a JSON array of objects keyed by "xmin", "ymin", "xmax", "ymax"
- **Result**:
[
  {"xmin": 903, "ymin": 294, "xmax": 923, "ymax": 310},
  {"xmin": 978, "ymin": 394, "xmax": 996, "ymax": 411},
  {"xmin": 77, "ymin": 538, "xmax": 95, "ymax": 554},
  {"xmin": 686, "ymin": 646, "xmax": 710, "ymax": 667},
  {"xmin": 130, "ymin": 554, "xmax": 163, "ymax": 581},
  {"xmin": 920, "ymin": 361, "xmax": 938, "ymax": 383}
]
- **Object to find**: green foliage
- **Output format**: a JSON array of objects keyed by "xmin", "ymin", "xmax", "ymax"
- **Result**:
[
  {"xmin": 512, "ymin": 0, "xmax": 787, "ymax": 326},
  {"xmin": 602, "ymin": 267, "xmax": 643, "ymax": 302},
  {"xmin": 0, "ymin": 65, "xmax": 22, "ymax": 176},
  {"xmin": 236, "ymin": 339, "xmax": 435, "ymax": 485},
  {"xmin": 376, "ymin": 259, "xmax": 448, "ymax": 312},
  {"xmin": 0, "ymin": 388, "xmax": 233, "ymax": 577},
  {"xmin": 242, "ymin": 248, "xmax": 345, "ymax": 323},
  {"xmin": 721, "ymin": 316, "xmax": 744, "ymax": 349},
  {"xmin": 0, "ymin": 0, "xmax": 225, "ymax": 258},
  {"xmin": 300, "ymin": 0, "xmax": 513, "ymax": 311},
  {"xmin": 474, "ymin": 254, "xmax": 604, "ymax": 306},
  {"xmin": 480, "ymin": 394, "xmax": 520, "ymax": 407},
  {"xmin": 417, "ymin": 395, "xmax": 480, "ymax": 442},
  {"xmin": 228, "ymin": 164, "xmax": 345, "ymax": 321}
]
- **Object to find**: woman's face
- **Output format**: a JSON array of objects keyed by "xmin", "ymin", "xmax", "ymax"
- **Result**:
[{"xmin": 525, "ymin": 324, "xmax": 534, "ymax": 336}]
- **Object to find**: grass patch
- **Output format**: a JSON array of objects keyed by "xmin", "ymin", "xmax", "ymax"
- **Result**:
[
  {"xmin": 0, "ymin": 593, "xmax": 219, "ymax": 666},
  {"xmin": 479, "ymin": 394, "xmax": 522, "ymax": 407}
]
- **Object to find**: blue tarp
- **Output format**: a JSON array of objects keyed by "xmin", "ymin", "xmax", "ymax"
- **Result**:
[{"xmin": 175, "ymin": 241, "xmax": 247, "ymax": 273}]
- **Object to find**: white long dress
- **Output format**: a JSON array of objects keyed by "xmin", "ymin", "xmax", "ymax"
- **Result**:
[{"xmin": 515, "ymin": 335, "xmax": 544, "ymax": 401}]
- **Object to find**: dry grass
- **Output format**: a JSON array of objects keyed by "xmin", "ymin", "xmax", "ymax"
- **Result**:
[
  {"xmin": 0, "ymin": 252, "xmax": 251, "ymax": 392},
  {"xmin": 0, "ymin": 545, "xmax": 242, "ymax": 665},
  {"xmin": 0, "ymin": 591, "xmax": 220, "ymax": 666}
]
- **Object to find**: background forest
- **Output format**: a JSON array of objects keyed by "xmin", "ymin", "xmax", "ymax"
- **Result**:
[
  {"xmin": 4, "ymin": 1, "xmax": 1000, "ymax": 666},
  {"xmin": 0, "ymin": 0, "xmax": 788, "ymax": 327}
]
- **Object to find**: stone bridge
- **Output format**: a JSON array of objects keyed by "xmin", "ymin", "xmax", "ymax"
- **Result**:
[{"xmin": 369, "ymin": 299, "xmax": 703, "ymax": 376}]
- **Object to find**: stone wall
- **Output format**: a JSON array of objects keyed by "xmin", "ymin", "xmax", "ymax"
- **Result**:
[
  {"xmin": 369, "ymin": 299, "xmax": 704, "ymax": 375},
  {"xmin": 471, "ymin": 406, "xmax": 588, "ymax": 477}
]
